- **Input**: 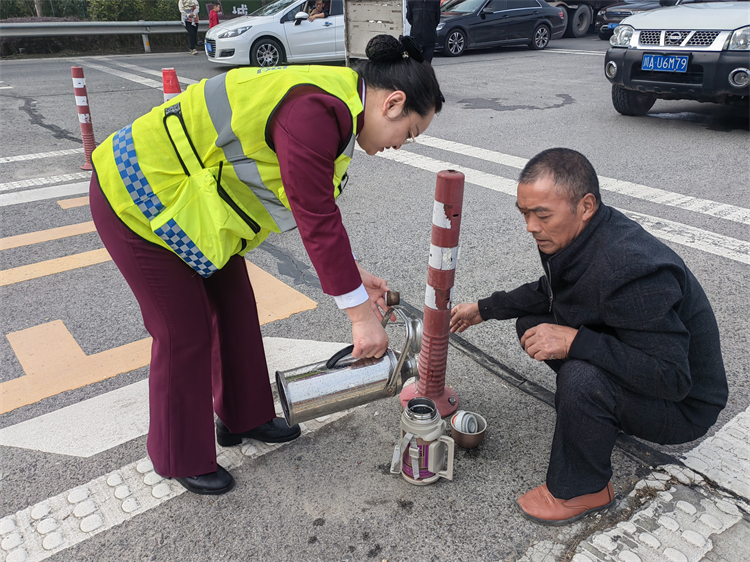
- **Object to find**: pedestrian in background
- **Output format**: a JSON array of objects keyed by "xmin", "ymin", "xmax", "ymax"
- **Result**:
[
  {"xmin": 178, "ymin": 0, "xmax": 200, "ymax": 55},
  {"xmin": 209, "ymin": 2, "xmax": 221, "ymax": 28},
  {"xmin": 406, "ymin": 0, "xmax": 441, "ymax": 63}
]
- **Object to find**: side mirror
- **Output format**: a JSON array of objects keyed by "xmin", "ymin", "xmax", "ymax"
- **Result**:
[
  {"xmin": 294, "ymin": 11, "xmax": 307, "ymax": 24},
  {"xmin": 481, "ymin": 6, "xmax": 494, "ymax": 13}
]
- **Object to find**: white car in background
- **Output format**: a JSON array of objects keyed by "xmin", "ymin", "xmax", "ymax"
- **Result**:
[{"xmin": 205, "ymin": 0, "xmax": 345, "ymax": 66}]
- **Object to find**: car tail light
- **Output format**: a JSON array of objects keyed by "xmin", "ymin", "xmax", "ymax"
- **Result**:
[{"xmin": 558, "ymin": 9, "xmax": 565, "ymax": 19}]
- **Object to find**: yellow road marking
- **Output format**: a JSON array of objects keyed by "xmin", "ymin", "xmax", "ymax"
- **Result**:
[
  {"xmin": 58, "ymin": 196, "xmax": 90, "ymax": 209},
  {"xmin": 0, "ymin": 248, "xmax": 111, "ymax": 286},
  {"xmin": 0, "ymin": 221, "xmax": 97, "ymax": 250},
  {"xmin": 1, "ymin": 260, "xmax": 316, "ymax": 413}
]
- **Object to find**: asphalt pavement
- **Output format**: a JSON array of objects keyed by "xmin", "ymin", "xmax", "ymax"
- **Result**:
[{"xmin": 0, "ymin": 35, "xmax": 748, "ymax": 562}]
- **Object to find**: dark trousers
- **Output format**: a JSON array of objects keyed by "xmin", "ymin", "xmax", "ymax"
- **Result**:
[
  {"xmin": 422, "ymin": 44, "xmax": 435, "ymax": 63},
  {"xmin": 516, "ymin": 315, "xmax": 708, "ymax": 499},
  {"xmin": 185, "ymin": 21, "xmax": 198, "ymax": 50},
  {"xmin": 90, "ymin": 176, "xmax": 275, "ymax": 477}
]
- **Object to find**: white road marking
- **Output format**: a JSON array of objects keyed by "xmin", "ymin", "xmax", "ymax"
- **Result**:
[
  {"xmin": 364, "ymin": 146, "xmax": 750, "ymax": 265},
  {"xmin": 416, "ymin": 135, "xmax": 750, "ymax": 226},
  {"xmin": 107, "ymin": 60, "xmax": 199, "ymax": 86},
  {"xmin": 0, "ymin": 182, "xmax": 90, "ymax": 207},
  {"xmin": 545, "ymin": 49, "xmax": 606, "ymax": 56},
  {"xmin": 65, "ymin": 59, "xmax": 164, "ymax": 90},
  {"xmin": 0, "ymin": 337, "xmax": 348, "ymax": 458},
  {"xmin": 0, "ymin": 149, "xmax": 84, "ymax": 164},
  {"xmin": 0, "ymin": 173, "xmax": 90, "ymax": 192},
  {"xmin": 0, "ymin": 86, "xmax": 13, "ymax": 90}
]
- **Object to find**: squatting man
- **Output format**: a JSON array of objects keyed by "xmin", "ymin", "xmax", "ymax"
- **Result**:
[{"xmin": 449, "ymin": 148, "xmax": 727, "ymax": 525}]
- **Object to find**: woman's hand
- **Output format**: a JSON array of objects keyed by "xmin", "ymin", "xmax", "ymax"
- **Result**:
[
  {"xmin": 356, "ymin": 263, "xmax": 392, "ymax": 321},
  {"xmin": 346, "ymin": 301, "xmax": 389, "ymax": 358},
  {"xmin": 449, "ymin": 302, "xmax": 483, "ymax": 333}
]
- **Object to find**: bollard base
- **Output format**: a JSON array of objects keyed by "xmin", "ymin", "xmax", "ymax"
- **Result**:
[
  {"xmin": 80, "ymin": 162, "xmax": 92, "ymax": 171},
  {"xmin": 399, "ymin": 382, "xmax": 458, "ymax": 418}
]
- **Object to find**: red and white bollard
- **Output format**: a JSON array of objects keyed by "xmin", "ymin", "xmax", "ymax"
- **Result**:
[
  {"xmin": 71, "ymin": 67, "xmax": 96, "ymax": 171},
  {"xmin": 162, "ymin": 68, "xmax": 181, "ymax": 103},
  {"xmin": 400, "ymin": 170, "xmax": 465, "ymax": 417}
]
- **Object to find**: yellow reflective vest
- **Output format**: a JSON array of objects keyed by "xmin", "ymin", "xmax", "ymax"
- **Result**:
[{"xmin": 92, "ymin": 65, "xmax": 362, "ymax": 277}]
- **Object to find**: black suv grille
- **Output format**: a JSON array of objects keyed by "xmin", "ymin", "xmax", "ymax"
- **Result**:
[{"xmin": 206, "ymin": 39, "xmax": 216, "ymax": 58}]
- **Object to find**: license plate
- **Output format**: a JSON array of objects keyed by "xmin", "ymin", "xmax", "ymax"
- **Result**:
[
  {"xmin": 607, "ymin": 23, "xmax": 619, "ymax": 29},
  {"xmin": 206, "ymin": 43, "xmax": 213, "ymax": 53},
  {"xmin": 642, "ymin": 54, "xmax": 688, "ymax": 73}
]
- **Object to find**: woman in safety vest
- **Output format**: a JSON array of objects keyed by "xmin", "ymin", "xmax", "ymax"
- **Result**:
[{"xmin": 89, "ymin": 35, "xmax": 443, "ymax": 495}]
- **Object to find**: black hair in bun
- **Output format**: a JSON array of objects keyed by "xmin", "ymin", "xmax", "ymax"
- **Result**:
[
  {"xmin": 365, "ymin": 34, "xmax": 424, "ymax": 64},
  {"xmin": 357, "ymin": 34, "xmax": 443, "ymax": 117}
]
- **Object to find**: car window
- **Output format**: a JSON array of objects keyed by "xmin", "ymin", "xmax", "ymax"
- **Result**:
[
  {"xmin": 485, "ymin": 0, "xmax": 507, "ymax": 10},
  {"xmin": 506, "ymin": 0, "xmax": 538, "ymax": 8},
  {"xmin": 441, "ymin": 0, "xmax": 488, "ymax": 13},
  {"xmin": 252, "ymin": 0, "xmax": 302, "ymax": 16},
  {"xmin": 329, "ymin": 0, "xmax": 343, "ymax": 16},
  {"xmin": 280, "ymin": 1, "xmax": 307, "ymax": 22}
]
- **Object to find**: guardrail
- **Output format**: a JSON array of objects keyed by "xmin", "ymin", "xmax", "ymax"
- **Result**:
[{"xmin": 0, "ymin": 21, "xmax": 210, "ymax": 53}]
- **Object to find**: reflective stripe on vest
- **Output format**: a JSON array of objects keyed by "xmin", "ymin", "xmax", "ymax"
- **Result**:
[
  {"xmin": 113, "ymin": 124, "xmax": 164, "ymax": 220},
  {"xmin": 204, "ymin": 74, "xmax": 298, "ymax": 232},
  {"xmin": 154, "ymin": 218, "xmax": 218, "ymax": 278}
]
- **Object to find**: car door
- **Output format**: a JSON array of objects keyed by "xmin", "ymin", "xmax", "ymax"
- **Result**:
[
  {"xmin": 329, "ymin": 0, "xmax": 345, "ymax": 58},
  {"xmin": 283, "ymin": 1, "xmax": 337, "ymax": 61},
  {"xmin": 472, "ymin": 0, "xmax": 512, "ymax": 45},
  {"xmin": 504, "ymin": 0, "xmax": 542, "ymax": 41}
]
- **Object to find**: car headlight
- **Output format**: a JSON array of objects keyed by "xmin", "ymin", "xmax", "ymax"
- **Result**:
[
  {"xmin": 436, "ymin": 23, "xmax": 445, "ymax": 31},
  {"xmin": 729, "ymin": 26, "xmax": 750, "ymax": 51},
  {"xmin": 597, "ymin": 9, "xmax": 606, "ymax": 15},
  {"xmin": 218, "ymin": 26, "xmax": 252, "ymax": 39},
  {"xmin": 610, "ymin": 25, "xmax": 634, "ymax": 47}
]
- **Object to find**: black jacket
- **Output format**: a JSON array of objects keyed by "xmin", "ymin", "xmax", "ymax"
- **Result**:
[
  {"xmin": 478, "ymin": 205, "xmax": 727, "ymax": 427},
  {"xmin": 406, "ymin": 0, "xmax": 441, "ymax": 45}
]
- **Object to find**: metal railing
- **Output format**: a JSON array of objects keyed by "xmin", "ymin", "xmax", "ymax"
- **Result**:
[{"xmin": 0, "ymin": 21, "xmax": 211, "ymax": 53}]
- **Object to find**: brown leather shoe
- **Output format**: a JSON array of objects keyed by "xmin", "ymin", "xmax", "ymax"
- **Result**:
[{"xmin": 517, "ymin": 482, "xmax": 614, "ymax": 526}]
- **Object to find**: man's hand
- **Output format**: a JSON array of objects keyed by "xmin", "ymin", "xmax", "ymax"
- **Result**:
[
  {"xmin": 356, "ymin": 263, "xmax": 392, "ymax": 321},
  {"xmin": 450, "ymin": 302, "xmax": 483, "ymax": 333},
  {"xmin": 520, "ymin": 323, "xmax": 578, "ymax": 361},
  {"xmin": 346, "ymin": 301, "xmax": 389, "ymax": 358}
]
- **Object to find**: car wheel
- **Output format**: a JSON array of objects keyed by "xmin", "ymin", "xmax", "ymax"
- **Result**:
[
  {"xmin": 598, "ymin": 29, "xmax": 611, "ymax": 41},
  {"xmin": 251, "ymin": 38, "xmax": 283, "ymax": 67},
  {"xmin": 564, "ymin": 6, "xmax": 591, "ymax": 38},
  {"xmin": 445, "ymin": 29, "xmax": 466, "ymax": 57},
  {"xmin": 529, "ymin": 25, "xmax": 550, "ymax": 50},
  {"xmin": 611, "ymin": 85, "xmax": 656, "ymax": 116}
]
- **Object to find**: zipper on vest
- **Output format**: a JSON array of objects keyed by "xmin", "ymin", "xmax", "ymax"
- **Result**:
[{"xmin": 216, "ymin": 162, "xmax": 261, "ymax": 234}]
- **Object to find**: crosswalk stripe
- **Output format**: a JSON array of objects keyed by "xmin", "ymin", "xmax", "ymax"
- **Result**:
[
  {"xmin": 107, "ymin": 60, "xmax": 199, "ymax": 86},
  {"xmin": 0, "ymin": 149, "xmax": 84, "ymax": 164},
  {"xmin": 0, "ymin": 182, "xmax": 90, "ymax": 207},
  {"xmin": 0, "ymin": 173, "xmax": 90, "ymax": 192},
  {"xmin": 416, "ymin": 136, "xmax": 750, "ymax": 226},
  {"xmin": 366, "ymin": 146, "xmax": 750, "ymax": 265},
  {"xmin": 66, "ymin": 59, "xmax": 165, "ymax": 90}
]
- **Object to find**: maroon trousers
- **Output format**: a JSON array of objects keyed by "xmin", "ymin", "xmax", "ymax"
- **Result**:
[{"xmin": 90, "ymin": 176, "xmax": 276, "ymax": 477}]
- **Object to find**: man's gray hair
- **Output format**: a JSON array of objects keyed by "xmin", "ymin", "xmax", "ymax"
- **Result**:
[{"xmin": 518, "ymin": 148, "xmax": 601, "ymax": 212}]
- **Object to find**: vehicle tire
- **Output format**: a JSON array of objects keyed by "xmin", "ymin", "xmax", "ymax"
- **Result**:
[
  {"xmin": 598, "ymin": 29, "xmax": 611, "ymax": 41},
  {"xmin": 611, "ymin": 85, "xmax": 656, "ymax": 116},
  {"xmin": 564, "ymin": 6, "xmax": 591, "ymax": 38},
  {"xmin": 445, "ymin": 29, "xmax": 467, "ymax": 57},
  {"xmin": 529, "ymin": 24, "xmax": 551, "ymax": 50},
  {"xmin": 251, "ymin": 37, "xmax": 283, "ymax": 67}
]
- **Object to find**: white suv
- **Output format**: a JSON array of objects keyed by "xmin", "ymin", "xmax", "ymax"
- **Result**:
[
  {"xmin": 205, "ymin": 0, "xmax": 345, "ymax": 66},
  {"xmin": 603, "ymin": 0, "xmax": 749, "ymax": 115}
]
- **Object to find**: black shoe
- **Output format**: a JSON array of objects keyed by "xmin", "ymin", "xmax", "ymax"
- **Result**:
[
  {"xmin": 216, "ymin": 417, "xmax": 301, "ymax": 447},
  {"xmin": 174, "ymin": 465, "xmax": 234, "ymax": 495}
]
